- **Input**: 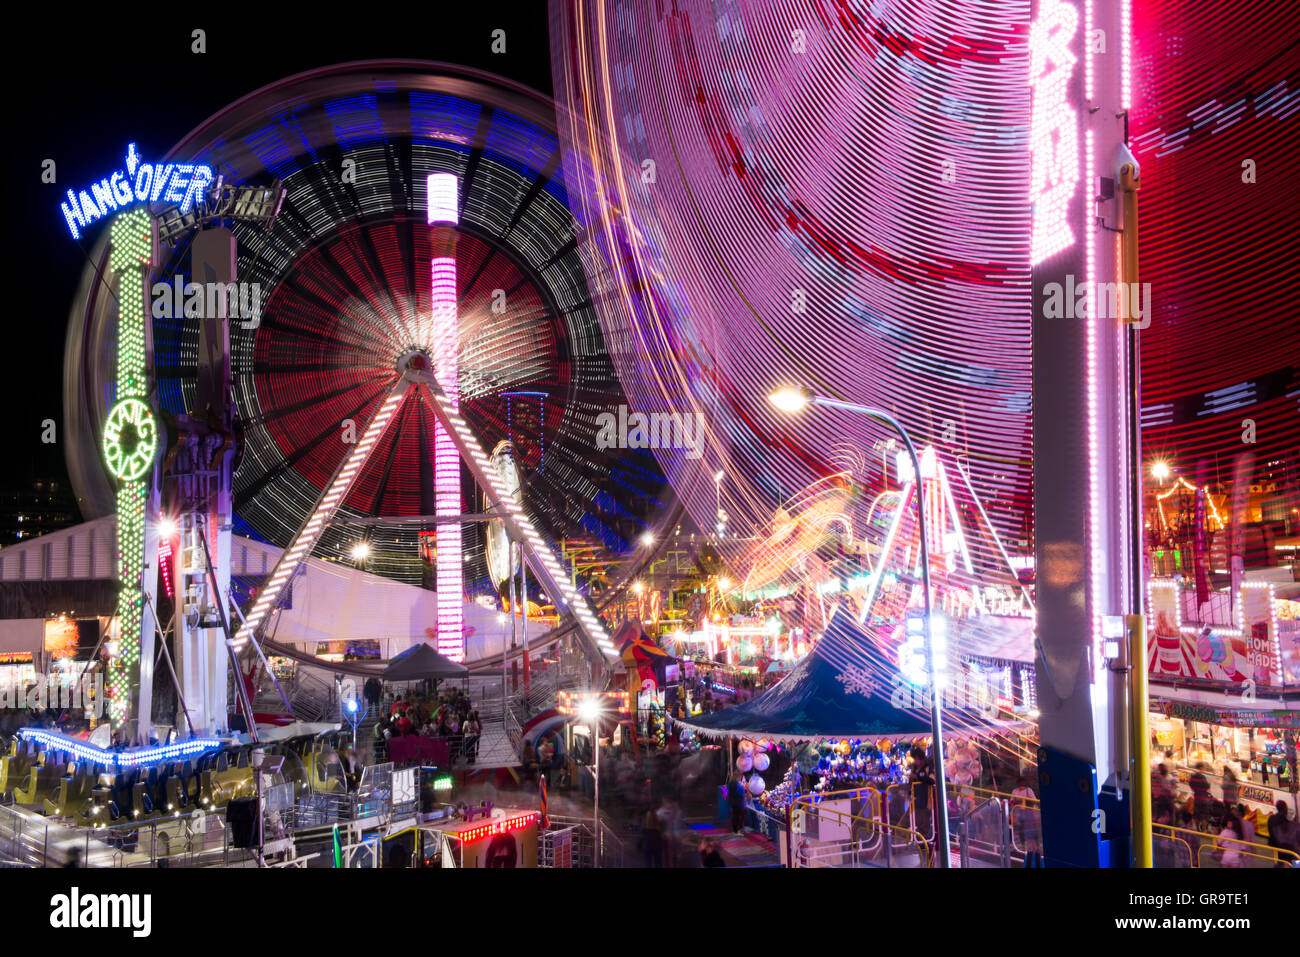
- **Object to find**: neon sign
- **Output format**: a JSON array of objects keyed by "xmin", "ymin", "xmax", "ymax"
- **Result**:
[
  {"xmin": 102, "ymin": 397, "xmax": 158, "ymax": 481},
  {"xmin": 60, "ymin": 144, "xmax": 213, "ymax": 240},
  {"xmin": 105, "ymin": 208, "xmax": 154, "ymax": 726},
  {"xmin": 1028, "ymin": 0, "xmax": 1080, "ymax": 265}
]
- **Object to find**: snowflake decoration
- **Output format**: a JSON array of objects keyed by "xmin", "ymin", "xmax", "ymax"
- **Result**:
[{"xmin": 835, "ymin": 665, "xmax": 879, "ymax": 698}]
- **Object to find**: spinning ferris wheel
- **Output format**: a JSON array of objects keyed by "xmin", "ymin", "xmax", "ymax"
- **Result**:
[{"xmin": 61, "ymin": 62, "xmax": 678, "ymax": 690}]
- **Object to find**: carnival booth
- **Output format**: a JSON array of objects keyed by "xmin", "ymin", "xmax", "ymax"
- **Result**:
[
  {"xmin": 421, "ymin": 805, "xmax": 540, "ymax": 868},
  {"xmin": 614, "ymin": 622, "xmax": 675, "ymax": 745},
  {"xmin": 675, "ymin": 608, "xmax": 1020, "ymax": 865}
]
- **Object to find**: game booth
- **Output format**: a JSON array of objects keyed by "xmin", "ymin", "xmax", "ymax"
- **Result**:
[{"xmin": 675, "ymin": 608, "xmax": 1027, "ymax": 866}]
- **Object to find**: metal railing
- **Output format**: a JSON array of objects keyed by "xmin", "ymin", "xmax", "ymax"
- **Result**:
[
  {"xmin": 0, "ymin": 758, "xmax": 424, "ymax": 867},
  {"xmin": 539, "ymin": 823, "xmax": 581, "ymax": 868},
  {"xmin": 1153, "ymin": 822, "xmax": 1298, "ymax": 868},
  {"xmin": 790, "ymin": 788, "xmax": 933, "ymax": 868},
  {"xmin": 545, "ymin": 813, "xmax": 626, "ymax": 867}
]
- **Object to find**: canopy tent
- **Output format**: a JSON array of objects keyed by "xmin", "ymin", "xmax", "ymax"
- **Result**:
[
  {"xmin": 382, "ymin": 642, "xmax": 469, "ymax": 682},
  {"xmin": 614, "ymin": 621, "xmax": 674, "ymax": 691},
  {"xmin": 675, "ymin": 607, "xmax": 1004, "ymax": 744}
]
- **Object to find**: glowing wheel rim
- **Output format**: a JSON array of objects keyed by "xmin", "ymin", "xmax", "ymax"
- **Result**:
[
  {"xmin": 63, "ymin": 61, "xmax": 677, "ymax": 621},
  {"xmin": 101, "ymin": 397, "xmax": 158, "ymax": 481}
]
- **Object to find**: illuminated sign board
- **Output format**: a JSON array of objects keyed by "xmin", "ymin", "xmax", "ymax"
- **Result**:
[
  {"xmin": 60, "ymin": 143, "xmax": 213, "ymax": 240},
  {"xmin": 1028, "ymin": 0, "xmax": 1080, "ymax": 264}
]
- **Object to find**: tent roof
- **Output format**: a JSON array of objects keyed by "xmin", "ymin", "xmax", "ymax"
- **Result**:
[
  {"xmin": 382, "ymin": 642, "xmax": 469, "ymax": 681},
  {"xmin": 676, "ymin": 608, "xmax": 998, "ymax": 743}
]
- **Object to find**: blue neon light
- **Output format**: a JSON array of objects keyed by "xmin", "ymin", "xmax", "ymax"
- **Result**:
[
  {"xmin": 60, "ymin": 144, "xmax": 214, "ymax": 240},
  {"xmin": 18, "ymin": 728, "xmax": 222, "ymax": 768}
]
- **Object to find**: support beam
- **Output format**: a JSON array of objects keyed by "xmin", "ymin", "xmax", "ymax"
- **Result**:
[
  {"xmin": 413, "ymin": 370, "xmax": 617, "ymax": 667},
  {"xmin": 232, "ymin": 379, "xmax": 410, "ymax": 649},
  {"xmin": 333, "ymin": 513, "xmax": 501, "ymax": 526}
]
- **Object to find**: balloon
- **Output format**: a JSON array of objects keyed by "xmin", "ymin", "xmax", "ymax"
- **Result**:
[
  {"xmin": 748, "ymin": 775, "xmax": 766, "ymax": 796},
  {"xmin": 736, "ymin": 754, "xmax": 753, "ymax": 772},
  {"xmin": 876, "ymin": 739, "xmax": 892, "ymax": 752},
  {"xmin": 753, "ymin": 753, "xmax": 770, "ymax": 772},
  {"xmin": 756, "ymin": 738, "xmax": 771, "ymax": 752},
  {"xmin": 738, "ymin": 739, "xmax": 755, "ymax": 755}
]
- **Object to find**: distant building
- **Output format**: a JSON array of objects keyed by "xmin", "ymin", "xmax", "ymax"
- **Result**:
[{"xmin": 0, "ymin": 478, "xmax": 80, "ymax": 545}]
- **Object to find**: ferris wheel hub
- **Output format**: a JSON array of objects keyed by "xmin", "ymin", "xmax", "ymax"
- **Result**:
[{"xmin": 396, "ymin": 347, "xmax": 433, "ymax": 379}]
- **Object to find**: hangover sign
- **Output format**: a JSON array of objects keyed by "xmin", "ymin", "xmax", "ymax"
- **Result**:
[{"xmin": 60, "ymin": 143, "xmax": 214, "ymax": 239}]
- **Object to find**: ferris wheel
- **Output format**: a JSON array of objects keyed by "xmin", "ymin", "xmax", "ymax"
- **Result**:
[{"xmin": 62, "ymin": 61, "xmax": 677, "ymax": 665}]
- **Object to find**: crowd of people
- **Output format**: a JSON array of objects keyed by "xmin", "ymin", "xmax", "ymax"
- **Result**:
[
  {"xmin": 1151, "ymin": 761, "xmax": 1299, "ymax": 866},
  {"xmin": 371, "ymin": 686, "xmax": 482, "ymax": 765}
]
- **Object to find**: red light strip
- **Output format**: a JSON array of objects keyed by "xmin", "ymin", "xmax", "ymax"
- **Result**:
[{"xmin": 456, "ymin": 812, "xmax": 538, "ymax": 843}]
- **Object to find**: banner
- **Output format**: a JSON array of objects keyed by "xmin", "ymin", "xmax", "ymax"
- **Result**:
[{"xmin": 1148, "ymin": 581, "xmax": 1288, "ymax": 688}]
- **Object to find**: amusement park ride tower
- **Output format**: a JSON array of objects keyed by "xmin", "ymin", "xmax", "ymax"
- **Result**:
[{"xmin": 1030, "ymin": 0, "xmax": 1150, "ymax": 866}]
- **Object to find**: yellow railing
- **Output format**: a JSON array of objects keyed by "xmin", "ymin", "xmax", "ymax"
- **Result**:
[
  {"xmin": 791, "ymin": 788, "xmax": 934, "ymax": 867},
  {"xmin": 1153, "ymin": 822, "xmax": 1297, "ymax": 868}
]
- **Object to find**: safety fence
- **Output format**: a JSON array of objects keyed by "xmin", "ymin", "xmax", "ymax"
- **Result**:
[
  {"xmin": 791, "ymin": 787, "xmax": 933, "ymax": 868},
  {"xmin": 0, "ymin": 759, "xmax": 422, "ymax": 868},
  {"xmin": 545, "ymin": 813, "xmax": 626, "ymax": 867},
  {"xmin": 1153, "ymin": 822, "xmax": 1298, "ymax": 868},
  {"xmin": 783, "ymin": 781, "xmax": 1040, "ymax": 868}
]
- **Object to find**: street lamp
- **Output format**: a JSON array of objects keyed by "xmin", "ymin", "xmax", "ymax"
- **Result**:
[
  {"xmin": 768, "ymin": 385, "xmax": 952, "ymax": 866},
  {"xmin": 578, "ymin": 697, "xmax": 602, "ymax": 862},
  {"xmin": 251, "ymin": 747, "xmax": 265, "ymax": 868},
  {"xmin": 559, "ymin": 689, "xmax": 630, "ymax": 867},
  {"xmin": 344, "ymin": 697, "xmax": 366, "ymax": 755}
]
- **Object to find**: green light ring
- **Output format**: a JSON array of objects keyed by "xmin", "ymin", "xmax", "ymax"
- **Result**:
[{"xmin": 102, "ymin": 396, "xmax": 158, "ymax": 481}]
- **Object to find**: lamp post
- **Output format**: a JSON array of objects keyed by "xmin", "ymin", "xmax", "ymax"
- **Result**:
[
  {"xmin": 768, "ymin": 385, "xmax": 951, "ymax": 866},
  {"xmin": 578, "ymin": 697, "xmax": 602, "ymax": 864},
  {"xmin": 560, "ymin": 689, "xmax": 630, "ymax": 867},
  {"xmin": 251, "ymin": 746, "xmax": 265, "ymax": 869},
  {"xmin": 344, "ymin": 697, "xmax": 365, "ymax": 755}
]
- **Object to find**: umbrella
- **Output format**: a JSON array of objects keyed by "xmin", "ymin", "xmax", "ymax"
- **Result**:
[{"xmin": 382, "ymin": 642, "xmax": 468, "ymax": 681}]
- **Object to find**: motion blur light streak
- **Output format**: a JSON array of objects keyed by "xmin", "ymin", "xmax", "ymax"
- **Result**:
[
  {"xmin": 1132, "ymin": 0, "xmax": 1300, "ymax": 490},
  {"xmin": 552, "ymin": 0, "xmax": 1035, "ymax": 583},
  {"xmin": 428, "ymin": 172, "xmax": 464, "ymax": 661}
]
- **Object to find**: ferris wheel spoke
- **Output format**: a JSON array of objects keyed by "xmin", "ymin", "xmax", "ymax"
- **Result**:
[
  {"xmin": 414, "ymin": 371, "xmax": 618, "ymax": 665},
  {"xmin": 233, "ymin": 377, "xmax": 411, "ymax": 649}
]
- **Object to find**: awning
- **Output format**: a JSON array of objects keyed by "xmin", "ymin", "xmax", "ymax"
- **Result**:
[
  {"xmin": 382, "ymin": 642, "xmax": 469, "ymax": 681},
  {"xmin": 675, "ymin": 607, "xmax": 1008, "ymax": 744}
]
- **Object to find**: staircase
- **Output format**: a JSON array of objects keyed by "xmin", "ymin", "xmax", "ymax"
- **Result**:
[{"xmin": 248, "ymin": 666, "xmax": 337, "ymax": 724}]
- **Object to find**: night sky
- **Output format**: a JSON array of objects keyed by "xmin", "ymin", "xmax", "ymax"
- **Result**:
[{"xmin": 8, "ymin": 11, "xmax": 553, "ymax": 499}]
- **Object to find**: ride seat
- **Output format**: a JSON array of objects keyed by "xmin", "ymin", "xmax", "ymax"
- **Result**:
[
  {"xmin": 13, "ymin": 757, "xmax": 61, "ymax": 805},
  {"xmin": 44, "ymin": 763, "xmax": 94, "ymax": 818},
  {"xmin": 0, "ymin": 746, "xmax": 33, "ymax": 795}
]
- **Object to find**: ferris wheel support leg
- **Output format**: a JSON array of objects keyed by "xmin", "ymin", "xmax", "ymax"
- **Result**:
[
  {"xmin": 135, "ymin": 484, "xmax": 161, "ymax": 744},
  {"xmin": 412, "ymin": 371, "xmax": 616, "ymax": 672},
  {"xmin": 232, "ymin": 379, "xmax": 412, "ymax": 651}
]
